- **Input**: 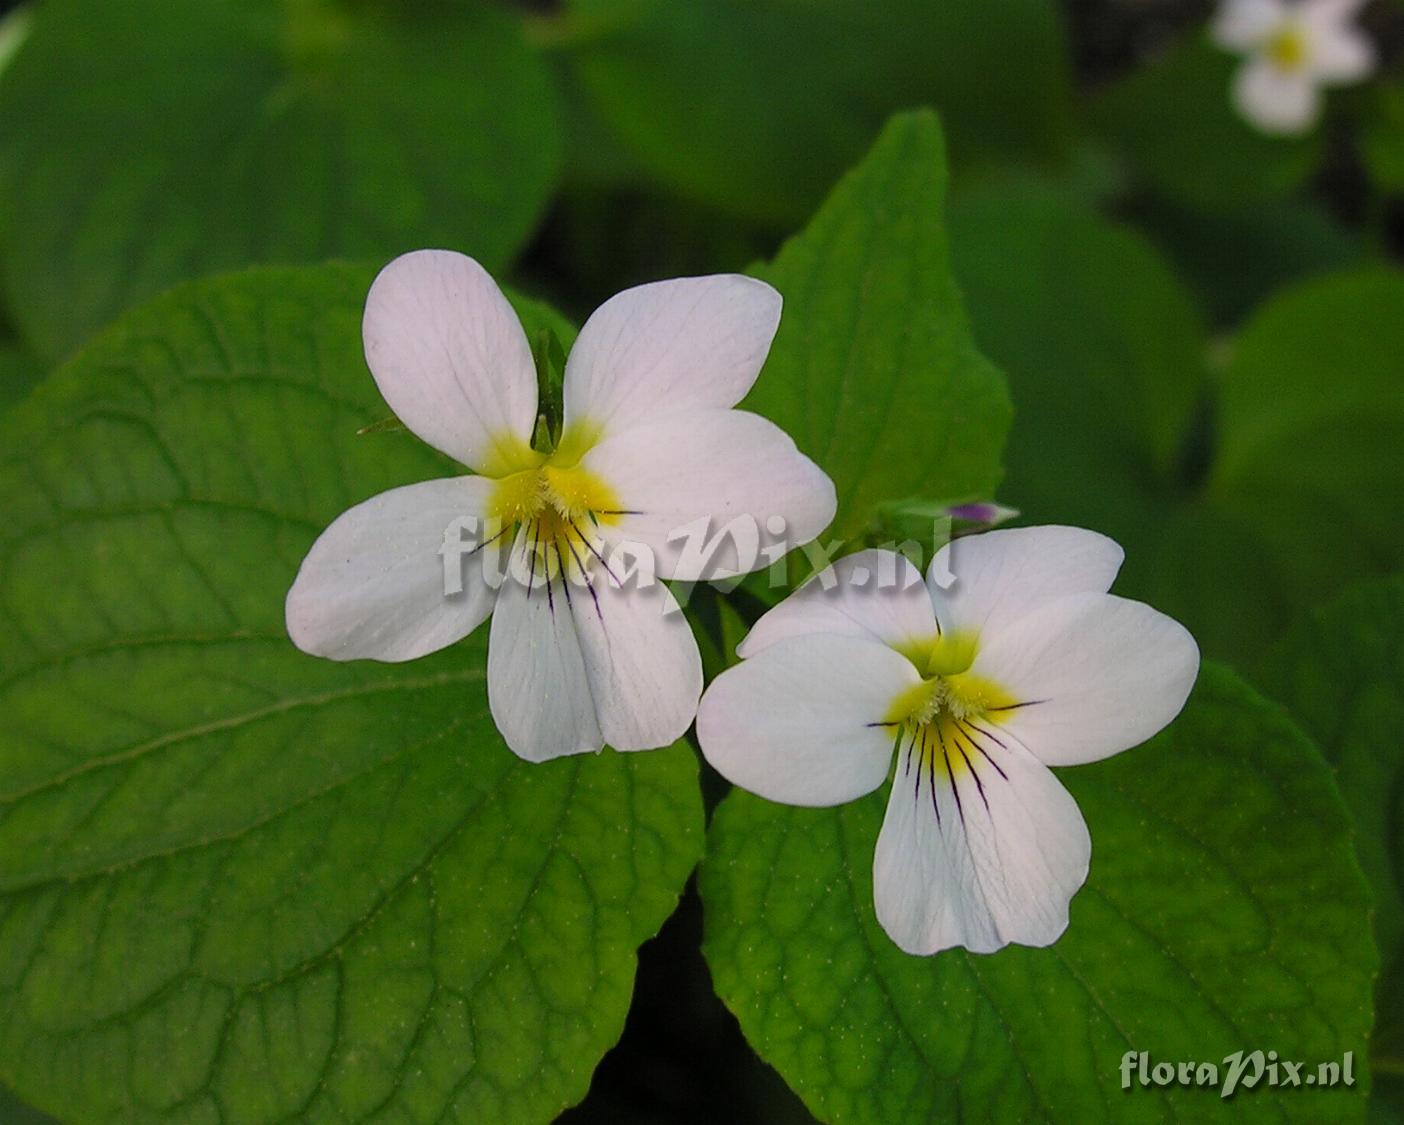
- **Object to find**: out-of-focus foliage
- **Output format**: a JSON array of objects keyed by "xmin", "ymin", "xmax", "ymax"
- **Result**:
[
  {"xmin": 1090, "ymin": 34, "xmax": 1318, "ymax": 208},
  {"xmin": 1207, "ymin": 270, "xmax": 1404, "ymax": 634},
  {"xmin": 950, "ymin": 183, "xmax": 1404, "ymax": 664},
  {"xmin": 557, "ymin": 0, "xmax": 1076, "ymax": 226},
  {"xmin": 0, "ymin": 0, "xmax": 562, "ymax": 363},
  {"xmin": 0, "ymin": 266, "xmax": 702, "ymax": 1123},
  {"xmin": 0, "ymin": 336, "xmax": 34, "ymax": 412},
  {"xmin": 743, "ymin": 112, "xmax": 1010, "ymax": 540},
  {"xmin": 702, "ymin": 665, "xmax": 1375, "ymax": 1124},
  {"xmin": 1364, "ymin": 82, "xmax": 1404, "ymax": 192},
  {"xmin": 1132, "ymin": 197, "xmax": 1364, "ymax": 327},
  {"xmin": 0, "ymin": 1083, "xmax": 51, "ymax": 1124}
]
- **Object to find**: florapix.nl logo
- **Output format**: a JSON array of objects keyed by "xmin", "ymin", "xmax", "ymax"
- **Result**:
[
  {"xmin": 1120, "ymin": 1050, "xmax": 1356, "ymax": 1099},
  {"xmin": 436, "ymin": 511, "xmax": 965, "ymax": 610}
]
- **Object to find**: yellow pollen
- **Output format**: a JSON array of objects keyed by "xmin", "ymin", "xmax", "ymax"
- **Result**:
[
  {"xmin": 543, "ymin": 464, "xmax": 618, "ymax": 521},
  {"xmin": 886, "ymin": 633, "xmax": 1027, "ymax": 820},
  {"xmin": 1267, "ymin": 25, "xmax": 1308, "ymax": 71},
  {"xmin": 488, "ymin": 464, "xmax": 621, "ymax": 526},
  {"xmin": 489, "ymin": 467, "xmax": 549, "ymax": 526},
  {"xmin": 482, "ymin": 419, "xmax": 626, "ymax": 590},
  {"xmin": 883, "ymin": 631, "xmax": 1016, "ymax": 729}
]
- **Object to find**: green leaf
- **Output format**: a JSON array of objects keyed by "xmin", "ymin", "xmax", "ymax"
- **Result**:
[
  {"xmin": 0, "ymin": 0, "xmax": 562, "ymax": 363},
  {"xmin": 1257, "ymin": 575, "xmax": 1404, "ymax": 1103},
  {"xmin": 948, "ymin": 183, "xmax": 1404, "ymax": 663},
  {"xmin": 1133, "ymin": 197, "xmax": 1363, "ymax": 328},
  {"xmin": 947, "ymin": 181, "xmax": 1206, "ymax": 596},
  {"xmin": 563, "ymin": 0, "xmax": 1074, "ymax": 226},
  {"xmin": 744, "ymin": 111, "xmax": 1011, "ymax": 542},
  {"xmin": 0, "ymin": 338, "xmax": 38, "ymax": 413},
  {"xmin": 0, "ymin": 265, "xmax": 702, "ymax": 1123},
  {"xmin": 1208, "ymin": 270, "xmax": 1404, "ymax": 598},
  {"xmin": 701, "ymin": 664, "xmax": 1375, "ymax": 1123},
  {"xmin": 1090, "ymin": 34, "xmax": 1317, "ymax": 210},
  {"xmin": 1373, "ymin": 1074, "xmax": 1404, "ymax": 1125},
  {"xmin": 1261, "ymin": 575, "xmax": 1404, "ymax": 901},
  {"xmin": 1363, "ymin": 83, "xmax": 1404, "ymax": 195},
  {"xmin": 0, "ymin": 1083, "xmax": 55, "ymax": 1125}
]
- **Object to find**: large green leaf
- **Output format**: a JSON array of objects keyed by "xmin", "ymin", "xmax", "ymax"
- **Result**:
[
  {"xmin": 1089, "ymin": 34, "xmax": 1317, "ymax": 210},
  {"xmin": 947, "ymin": 182, "xmax": 1207, "ymax": 599},
  {"xmin": 1257, "ymin": 575, "xmax": 1404, "ymax": 1104},
  {"xmin": 0, "ymin": 0, "xmax": 562, "ymax": 364},
  {"xmin": 954, "ymin": 182, "xmax": 1207, "ymax": 473},
  {"xmin": 949, "ymin": 183, "xmax": 1404, "ymax": 663},
  {"xmin": 1207, "ymin": 271, "xmax": 1404, "ymax": 605},
  {"xmin": 744, "ymin": 111, "xmax": 1011, "ymax": 541},
  {"xmin": 563, "ymin": 0, "xmax": 1074, "ymax": 226},
  {"xmin": 0, "ymin": 266, "xmax": 703, "ymax": 1123},
  {"xmin": 701, "ymin": 664, "xmax": 1375, "ymax": 1123}
]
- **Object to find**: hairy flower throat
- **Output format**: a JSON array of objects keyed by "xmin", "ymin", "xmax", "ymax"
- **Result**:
[
  {"xmin": 485, "ymin": 425, "xmax": 628, "ymax": 592},
  {"xmin": 884, "ymin": 630, "xmax": 1017, "ymax": 729},
  {"xmin": 881, "ymin": 631, "xmax": 1021, "ymax": 821}
]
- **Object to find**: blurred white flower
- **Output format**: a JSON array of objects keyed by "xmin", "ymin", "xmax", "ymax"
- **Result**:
[
  {"xmin": 287, "ymin": 250, "xmax": 835, "ymax": 762},
  {"xmin": 1212, "ymin": 0, "xmax": 1375, "ymax": 134},
  {"xmin": 696, "ymin": 528, "xmax": 1199, "ymax": 955}
]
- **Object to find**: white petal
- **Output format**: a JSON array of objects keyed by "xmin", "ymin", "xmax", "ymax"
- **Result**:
[
  {"xmin": 563, "ymin": 275, "xmax": 782, "ymax": 436},
  {"xmin": 1302, "ymin": 0, "xmax": 1369, "ymax": 29},
  {"xmin": 873, "ymin": 727, "xmax": 1091, "ymax": 955},
  {"xmin": 1308, "ymin": 24, "xmax": 1375, "ymax": 83},
  {"xmin": 487, "ymin": 525, "xmax": 702, "ymax": 760},
  {"xmin": 1211, "ymin": 0, "xmax": 1287, "ymax": 50},
  {"xmin": 584, "ymin": 408, "xmax": 836, "ymax": 581},
  {"xmin": 286, "ymin": 476, "xmax": 505, "ymax": 662},
  {"xmin": 1233, "ymin": 58, "xmax": 1321, "ymax": 134},
  {"xmin": 736, "ymin": 549, "xmax": 938, "ymax": 658},
  {"xmin": 927, "ymin": 526, "xmax": 1123, "ymax": 639},
  {"xmin": 697, "ymin": 635, "xmax": 919, "ymax": 806},
  {"xmin": 567, "ymin": 551, "xmax": 703, "ymax": 753},
  {"xmin": 363, "ymin": 250, "xmax": 537, "ymax": 474},
  {"xmin": 973, "ymin": 593, "xmax": 1199, "ymax": 767},
  {"xmin": 488, "ymin": 527, "xmax": 602, "ymax": 762}
]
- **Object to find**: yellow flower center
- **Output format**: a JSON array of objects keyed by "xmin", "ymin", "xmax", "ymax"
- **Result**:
[
  {"xmin": 1267, "ymin": 25, "xmax": 1308, "ymax": 72},
  {"xmin": 484, "ymin": 421, "xmax": 625, "ymax": 587},
  {"xmin": 884, "ymin": 628, "xmax": 1016, "ymax": 754},
  {"xmin": 881, "ymin": 631, "xmax": 1031, "ymax": 820}
]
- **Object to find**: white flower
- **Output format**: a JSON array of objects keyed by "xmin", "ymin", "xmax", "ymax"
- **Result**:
[
  {"xmin": 286, "ymin": 250, "xmax": 836, "ymax": 762},
  {"xmin": 1212, "ymin": 0, "xmax": 1375, "ymax": 134},
  {"xmin": 696, "ymin": 527, "xmax": 1199, "ymax": 955}
]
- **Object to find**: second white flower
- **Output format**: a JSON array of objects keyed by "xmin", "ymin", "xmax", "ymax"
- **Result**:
[{"xmin": 697, "ymin": 526, "xmax": 1200, "ymax": 955}]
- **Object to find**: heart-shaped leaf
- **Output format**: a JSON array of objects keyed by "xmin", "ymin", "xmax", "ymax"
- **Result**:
[
  {"xmin": 701, "ymin": 664, "xmax": 1375, "ymax": 1123},
  {"xmin": 744, "ymin": 110, "xmax": 1011, "ymax": 542},
  {"xmin": 0, "ymin": 265, "xmax": 702, "ymax": 1123}
]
